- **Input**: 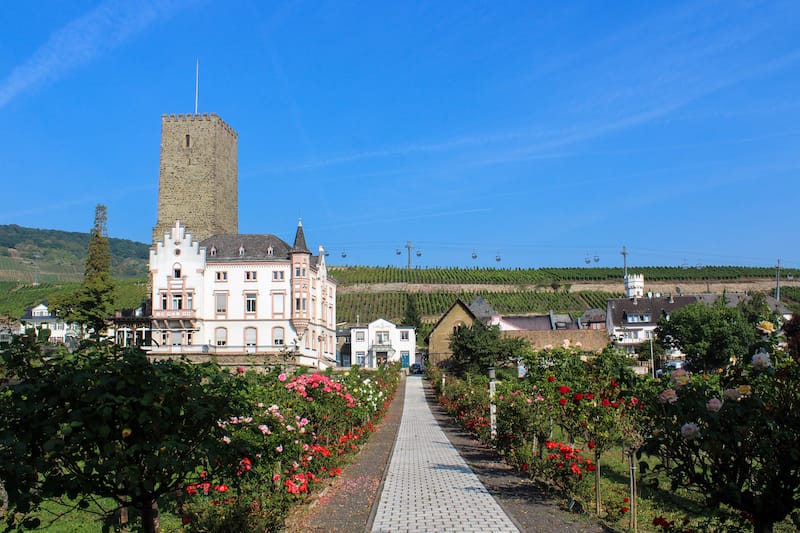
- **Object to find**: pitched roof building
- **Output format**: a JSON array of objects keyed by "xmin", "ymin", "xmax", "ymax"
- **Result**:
[{"xmin": 149, "ymin": 220, "xmax": 337, "ymax": 369}]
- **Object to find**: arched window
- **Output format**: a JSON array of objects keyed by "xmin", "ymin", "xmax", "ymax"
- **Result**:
[
  {"xmin": 173, "ymin": 263, "xmax": 182, "ymax": 278},
  {"xmin": 215, "ymin": 327, "xmax": 227, "ymax": 346}
]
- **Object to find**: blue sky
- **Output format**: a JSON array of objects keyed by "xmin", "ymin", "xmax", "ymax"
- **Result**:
[{"xmin": 1, "ymin": 1, "xmax": 799, "ymax": 269}]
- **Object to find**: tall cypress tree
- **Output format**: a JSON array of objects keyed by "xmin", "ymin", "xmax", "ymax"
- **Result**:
[
  {"xmin": 52, "ymin": 205, "xmax": 115, "ymax": 337},
  {"xmin": 81, "ymin": 205, "xmax": 115, "ymax": 335}
]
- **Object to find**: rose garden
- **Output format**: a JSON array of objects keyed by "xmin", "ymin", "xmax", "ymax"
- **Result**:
[
  {"xmin": 2, "ymin": 313, "xmax": 800, "ymax": 532},
  {"xmin": 0, "ymin": 336, "xmax": 399, "ymax": 532},
  {"xmin": 431, "ymin": 316, "xmax": 800, "ymax": 533}
]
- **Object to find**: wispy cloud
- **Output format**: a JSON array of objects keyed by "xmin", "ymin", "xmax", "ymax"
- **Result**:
[
  {"xmin": 0, "ymin": 0, "xmax": 195, "ymax": 108},
  {"xmin": 249, "ymin": 131, "xmax": 526, "ymax": 174}
]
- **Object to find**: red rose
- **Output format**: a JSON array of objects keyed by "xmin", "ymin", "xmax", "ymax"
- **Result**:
[
  {"xmin": 182, "ymin": 516, "xmax": 191, "ymax": 525},
  {"xmin": 559, "ymin": 398, "xmax": 568, "ymax": 406},
  {"xmin": 547, "ymin": 375, "xmax": 555, "ymax": 382},
  {"xmin": 573, "ymin": 392, "xmax": 584, "ymax": 402},
  {"xmin": 621, "ymin": 506, "xmax": 629, "ymax": 513},
  {"xmin": 587, "ymin": 441, "xmax": 596, "ymax": 450},
  {"xmin": 602, "ymin": 399, "xmax": 611, "ymax": 407},
  {"xmin": 558, "ymin": 385, "xmax": 571, "ymax": 395}
]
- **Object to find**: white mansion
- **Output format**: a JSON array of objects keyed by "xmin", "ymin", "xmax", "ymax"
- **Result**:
[{"xmin": 149, "ymin": 220, "xmax": 337, "ymax": 369}]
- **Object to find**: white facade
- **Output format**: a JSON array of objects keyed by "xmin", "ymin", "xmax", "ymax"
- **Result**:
[
  {"xmin": 18, "ymin": 302, "xmax": 85, "ymax": 345},
  {"xmin": 624, "ymin": 274, "xmax": 644, "ymax": 298},
  {"xmin": 149, "ymin": 221, "xmax": 337, "ymax": 369},
  {"xmin": 349, "ymin": 318, "xmax": 416, "ymax": 369}
]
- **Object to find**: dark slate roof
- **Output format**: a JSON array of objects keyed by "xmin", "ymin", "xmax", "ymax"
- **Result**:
[
  {"xmin": 695, "ymin": 293, "xmax": 792, "ymax": 315},
  {"xmin": 291, "ymin": 220, "xmax": 310, "ymax": 254},
  {"xmin": 606, "ymin": 295, "xmax": 699, "ymax": 327},
  {"xmin": 550, "ymin": 312, "xmax": 577, "ymax": 330},
  {"xmin": 20, "ymin": 302, "xmax": 53, "ymax": 321},
  {"xmin": 467, "ymin": 295, "xmax": 497, "ymax": 321},
  {"xmin": 201, "ymin": 234, "xmax": 292, "ymax": 261},
  {"xmin": 580, "ymin": 308, "xmax": 606, "ymax": 323},
  {"xmin": 501, "ymin": 315, "xmax": 554, "ymax": 331}
]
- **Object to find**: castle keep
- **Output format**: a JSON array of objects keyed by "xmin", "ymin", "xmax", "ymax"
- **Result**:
[
  {"xmin": 153, "ymin": 113, "xmax": 238, "ymax": 243},
  {"xmin": 149, "ymin": 112, "xmax": 337, "ymax": 369}
]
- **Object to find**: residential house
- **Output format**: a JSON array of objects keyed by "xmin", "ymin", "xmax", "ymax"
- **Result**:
[
  {"xmin": 425, "ymin": 297, "xmax": 488, "ymax": 367},
  {"xmin": 18, "ymin": 301, "xmax": 84, "ymax": 346},
  {"xmin": 426, "ymin": 296, "xmax": 609, "ymax": 366},
  {"xmin": 606, "ymin": 293, "xmax": 698, "ymax": 356},
  {"xmin": 345, "ymin": 318, "xmax": 416, "ymax": 369}
]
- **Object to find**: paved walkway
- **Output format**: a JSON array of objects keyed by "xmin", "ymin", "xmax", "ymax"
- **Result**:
[{"xmin": 371, "ymin": 376, "xmax": 520, "ymax": 533}]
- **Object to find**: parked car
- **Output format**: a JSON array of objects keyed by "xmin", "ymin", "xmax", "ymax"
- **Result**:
[
  {"xmin": 656, "ymin": 360, "xmax": 686, "ymax": 378},
  {"xmin": 409, "ymin": 363, "xmax": 422, "ymax": 374}
]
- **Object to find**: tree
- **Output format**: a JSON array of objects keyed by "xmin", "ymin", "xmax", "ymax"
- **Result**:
[
  {"xmin": 737, "ymin": 292, "xmax": 771, "ymax": 325},
  {"xmin": 448, "ymin": 321, "xmax": 528, "ymax": 375},
  {"xmin": 656, "ymin": 301, "xmax": 755, "ymax": 372},
  {"xmin": 0, "ymin": 339, "xmax": 240, "ymax": 533},
  {"xmin": 400, "ymin": 293, "xmax": 422, "ymax": 331},
  {"xmin": 51, "ymin": 205, "xmax": 115, "ymax": 337}
]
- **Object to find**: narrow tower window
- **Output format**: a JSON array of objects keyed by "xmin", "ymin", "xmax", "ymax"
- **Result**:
[{"xmin": 185, "ymin": 134, "xmax": 191, "ymax": 147}]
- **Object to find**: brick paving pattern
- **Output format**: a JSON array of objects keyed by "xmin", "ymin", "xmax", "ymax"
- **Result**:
[{"xmin": 371, "ymin": 376, "xmax": 520, "ymax": 532}]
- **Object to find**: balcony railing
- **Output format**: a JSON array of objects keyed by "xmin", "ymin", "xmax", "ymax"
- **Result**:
[{"xmin": 152, "ymin": 309, "xmax": 196, "ymax": 319}]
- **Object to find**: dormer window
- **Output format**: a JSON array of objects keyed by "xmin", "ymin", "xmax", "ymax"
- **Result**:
[
  {"xmin": 239, "ymin": 245, "xmax": 245, "ymax": 256},
  {"xmin": 210, "ymin": 246, "xmax": 216, "ymax": 257},
  {"xmin": 267, "ymin": 246, "xmax": 274, "ymax": 256}
]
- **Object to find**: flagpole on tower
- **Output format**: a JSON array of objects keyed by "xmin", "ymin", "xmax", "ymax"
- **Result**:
[{"xmin": 194, "ymin": 59, "xmax": 199, "ymax": 114}]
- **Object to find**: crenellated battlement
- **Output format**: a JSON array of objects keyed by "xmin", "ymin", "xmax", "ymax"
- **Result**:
[{"xmin": 160, "ymin": 113, "xmax": 238, "ymax": 138}]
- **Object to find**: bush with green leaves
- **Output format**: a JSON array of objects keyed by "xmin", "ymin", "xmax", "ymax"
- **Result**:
[
  {"xmin": 0, "ymin": 334, "xmax": 401, "ymax": 533},
  {"xmin": 641, "ymin": 322, "xmax": 800, "ymax": 533},
  {"xmin": 0, "ymin": 337, "xmax": 241, "ymax": 533}
]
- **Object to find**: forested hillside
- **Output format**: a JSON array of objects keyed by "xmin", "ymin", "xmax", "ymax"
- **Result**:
[{"xmin": 0, "ymin": 224, "xmax": 149, "ymax": 282}]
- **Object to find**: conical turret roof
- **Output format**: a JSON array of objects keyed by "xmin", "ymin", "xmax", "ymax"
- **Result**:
[{"xmin": 291, "ymin": 219, "xmax": 310, "ymax": 253}]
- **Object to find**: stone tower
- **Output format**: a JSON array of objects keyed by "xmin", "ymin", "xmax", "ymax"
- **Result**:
[{"xmin": 153, "ymin": 113, "xmax": 238, "ymax": 243}]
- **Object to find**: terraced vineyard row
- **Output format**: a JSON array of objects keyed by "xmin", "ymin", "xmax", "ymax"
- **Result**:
[
  {"xmin": 779, "ymin": 286, "xmax": 800, "ymax": 312},
  {"xmin": 336, "ymin": 290, "xmax": 621, "ymax": 325},
  {"xmin": 329, "ymin": 265, "xmax": 796, "ymax": 285}
]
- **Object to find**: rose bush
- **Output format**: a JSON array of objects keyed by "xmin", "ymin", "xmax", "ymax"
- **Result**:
[
  {"xmin": 640, "ymin": 322, "xmax": 800, "ymax": 533},
  {"xmin": 0, "ymin": 332, "xmax": 400, "ymax": 533}
]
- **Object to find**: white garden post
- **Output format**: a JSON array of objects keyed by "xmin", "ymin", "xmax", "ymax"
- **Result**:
[{"xmin": 489, "ymin": 366, "xmax": 497, "ymax": 440}]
